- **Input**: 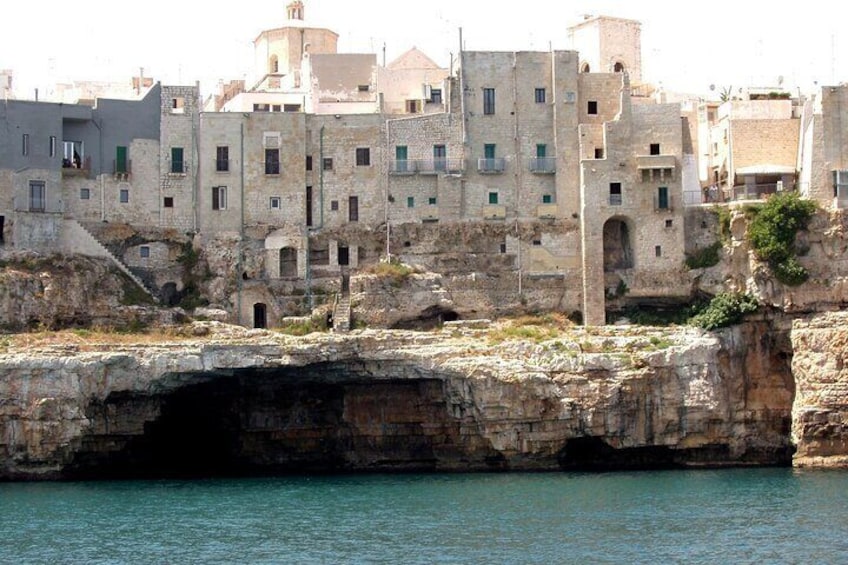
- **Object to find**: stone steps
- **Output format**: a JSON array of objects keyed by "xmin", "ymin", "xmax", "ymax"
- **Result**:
[{"xmin": 69, "ymin": 220, "xmax": 158, "ymax": 303}]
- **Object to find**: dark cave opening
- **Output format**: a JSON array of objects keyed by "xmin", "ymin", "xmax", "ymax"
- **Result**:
[{"xmin": 65, "ymin": 367, "xmax": 501, "ymax": 480}]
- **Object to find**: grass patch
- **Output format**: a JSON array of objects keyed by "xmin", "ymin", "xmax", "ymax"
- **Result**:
[
  {"xmin": 275, "ymin": 315, "xmax": 329, "ymax": 336},
  {"xmin": 364, "ymin": 259, "xmax": 416, "ymax": 287},
  {"xmin": 488, "ymin": 313, "xmax": 574, "ymax": 344}
]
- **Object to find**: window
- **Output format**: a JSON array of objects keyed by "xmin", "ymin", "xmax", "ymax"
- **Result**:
[
  {"xmin": 116, "ymin": 146, "xmax": 128, "ymax": 174},
  {"xmin": 272, "ymin": 105, "xmax": 282, "ymax": 112},
  {"xmin": 323, "ymin": 157, "xmax": 333, "ymax": 171},
  {"xmin": 171, "ymin": 97, "xmax": 185, "ymax": 113},
  {"xmin": 270, "ymin": 55, "xmax": 279, "ymax": 74},
  {"xmin": 581, "ymin": 62, "xmax": 591, "ymax": 73},
  {"xmin": 28, "ymin": 181, "xmax": 45, "ymax": 211},
  {"xmin": 614, "ymin": 62, "xmax": 625, "ymax": 73},
  {"xmin": 500, "ymin": 243, "xmax": 507, "ymax": 253},
  {"xmin": 284, "ymin": 104, "xmax": 301, "ymax": 112},
  {"xmin": 212, "ymin": 186, "xmax": 227, "ymax": 210},
  {"xmin": 483, "ymin": 88, "xmax": 495, "ymax": 115},
  {"xmin": 171, "ymin": 147, "xmax": 184, "ymax": 174},
  {"xmin": 594, "ymin": 147, "xmax": 604, "ymax": 159},
  {"xmin": 657, "ymin": 186, "xmax": 669, "ymax": 209},
  {"xmin": 306, "ymin": 186, "xmax": 313, "ymax": 227},
  {"xmin": 22, "ymin": 134, "xmax": 29, "ymax": 156},
  {"xmin": 140, "ymin": 246, "xmax": 150, "ymax": 258},
  {"xmin": 650, "ymin": 143, "xmax": 661, "ymax": 156},
  {"xmin": 331, "ymin": 200, "xmax": 339, "ymax": 211},
  {"xmin": 395, "ymin": 145, "xmax": 409, "ymax": 172},
  {"xmin": 425, "ymin": 197, "xmax": 436, "ymax": 206},
  {"xmin": 49, "ymin": 136, "xmax": 56, "ymax": 158},
  {"xmin": 655, "ymin": 245, "xmax": 662, "ymax": 257},
  {"xmin": 535, "ymin": 88, "xmax": 546, "ymax": 103},
  {"xmin": 665, "ymin": 219, "xmax": 674, "ymax": 228},
  {"xmin": 536, "ymin": 144, "xmax": 546, "ymax": 158},
  {"xmin": 349, "ymin": 196, "xmax": 359, "ymax": 222},
  {"xmin": 216, "ymin": 146, "xmax": 229, "ymax": 172},
  {"xmin": 265, "ymin": 148, "xmax": 280, "ymax": 174},
  {"xmin": 253, "ymin": 103, "xmax": 270, "ymax": 112},
  {"xmin": 119, "ymin": 189, "xmax": 129, "ymax": 203},
  {"xmin": 80, "ymin": 188, "xmax": 90, "ymax": 200},
  {"xmin": 358, "ymin": 84, "xmax": 370, "ymax": 92},
  {"xmin": 407, "ymin": 196, "xmax": 415, "ymax": 208},
  {"xmin": 484, "ymin": 144, "xmax": 496, "ymax": 159},
  {"xmin": 406, "ymin": 100, "xmax": 420, "ymax": 113},
  {"xmin": 430, "ymin": 88, "xmax": 442, "ymax": 104},
  {"xmin": 356, "ymin": 147, "xmax": 371, "ymax": 166},
  {"xmin": 542, "ymin": 194, "xmax": 553, "ymax": 204},
  {"xmin": 164, "ymin": 197, "xmax": 174, "ymax": 208},
  {"xmin": 306, "ymin": 155, "xmax": 313, "ymax": 171},
  {"xmin": 433, "ymin": 144, "xmax": 446, "ymax": 171},
  {"xmin": 609, "ymin": 182, "xmax": 622, "ymax": 206},
  {"xmin": 270, "ymin": 196, "xmax": 281, "ymax": 209},
  {"xmin": 488, "ymin": 192, "xmax": 499, "ymax": 205},
  {"xmin": 533, "ymin": 240, "xmax": 542, "ymax": 246},
  {"xmin": 587, "ymin": 101, "xmax": 598, "ymax": 115}
]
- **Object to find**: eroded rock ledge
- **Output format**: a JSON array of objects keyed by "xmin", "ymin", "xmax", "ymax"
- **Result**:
[{"xmin": 0, "ymin": 320, "xmax": 801, "ymax": 480}]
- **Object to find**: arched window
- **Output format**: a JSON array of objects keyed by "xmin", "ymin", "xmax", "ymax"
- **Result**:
[
  {"xmin": 581, "ymin": 62, "xmax": 591, "ymax": 73},
  {"xmin": 613, "ymin": 61, "xmax": 625, "ymax": 73},
  {"xmin": 270, "ymin": 55, "xmax": 279, "ymax": 74}
]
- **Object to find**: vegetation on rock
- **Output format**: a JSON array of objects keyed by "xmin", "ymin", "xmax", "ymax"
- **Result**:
[
  {"xmin": 685, "ymin": 242, "xmax": 722, "ymax": 270},
  {"xmin": 747, "ymin": 192, "xmax": 817, "ymax": 286},
  {"xmin": 689, "ymin": 292, "xmax": 760, "ymax": 330}
]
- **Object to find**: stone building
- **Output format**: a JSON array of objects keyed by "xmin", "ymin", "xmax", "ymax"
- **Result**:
[{"xmin": 798, "ymin": 84, "xmax": 848, "ymax": 208}]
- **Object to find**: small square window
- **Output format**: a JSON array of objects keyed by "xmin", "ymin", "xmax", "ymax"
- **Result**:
[
  {"xmin": 272, "ymin": 104, "xmax": 281, "ymax": 112},
  {"xmin": 499, "ymin": 243, "xmax": 507, "ymax": 254},
  {"xmin": 356, "ymin": 148, "xmax": 370, "ymax": 166},
  {"xmin": 650, "ymin": 143, "xmax": 661, "ymax": 155},
  {"xmin": 323, "ymin": 158, "xmax": 333, "ymax": 171},
  {"xmin": 163, "ymin": 197, "xmax": 174, "ymax": 208},
  {"xmin": 542, "ymin": 194, "xmax": 553, "ymax": 204},
  {"xmin": 331, "ymin": 200, "xmax": 339, "ymax": 211},
  {"xmin": 270, "ymin": 196, "xmax": 281, "ymax": 209},
  {"xmin": 588, "ymin": 100, "xmax": 598, "ymax": 115},
  {"xmin": 428, "ymin": 197, "xmax": 437, "ymax": 205},
  {"xmin": 488, "ymin": 192, "xmax": 499, "ymax": 205},
  {"xmin": 119, "ymin": 189, "xmax": 129, "ymax": 203},
  {"xmin": 80, "ymin": 188, "xmax": 90, "ymax": 200},
  {"xmin": 655, "ymin": 245, "xmax": 662, "ymax": 257},
  {"xmin": 535, "ymin": 88, "xmax": 546, "ymax": 103},
  {"xmin": 140, "ymin": 246, "xmax": 150, "ymax": 258},
  {"xmin": 430, "ymin": 89, "xmax": 442, "ymax": 105},
  {"xmin": 358, "ymin": 84, "xmax": 370, "ymax": 92},
  {"xmin": 532, "ymin": 240, "xmax": 542, "ymax": 246},
  {"xmin": 665, "ymin": 219, "xmax": 673, "ymax": 228},
  {"xmin": 594, "ymin": 148, "xmax": 604, "ymax": 159},
  {"xmin": 171, "ymin": 97, "xmax": 185, "ymax": 113},
  {"xmin": 407, "ymin": 196, "xmax": 414, "ymax": 208}
]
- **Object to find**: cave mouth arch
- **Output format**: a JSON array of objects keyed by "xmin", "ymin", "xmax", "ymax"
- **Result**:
[
  {"xmin": 603, "ymin": 217, "xmax": 634, "ymax": 272},
  {"xmin": 65, "ymin": 365, "xmax": 503, "ymax": 480}
]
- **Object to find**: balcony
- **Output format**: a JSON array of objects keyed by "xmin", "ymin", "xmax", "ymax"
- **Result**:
[
  {"xmin": 389, "ymin": 160, "xmax": 417, "ymax": 175},
  {"xmin": 536, "ymin": 204, "xmax": 558, "ymax": 219},
  {"xmin": 529, "ymin": 157, "xmax": 556, "ymax": 174},
  {"xmin": 62, "ymin": 156, "xmax": 92, "ymax": 178},
  {"xmin": 731, "ymin": 183, "xmax": 791, "ymax": 201},
  {"xmin": 653, "ymin": 194, "xmax": 674, "ymax": 212},
  {"xmin": 477, "ymin": 158, "xmax": 506, "ymax": 174},
  {"xmin": 113, "ymin": 159, "xmax": 132, "ymax": 179},
  {"xmin": 636, "ymin": 154, "xmax": 677, "ymax": 170},
  {"xmin": 482, "ymin": 204, "xmax": 506, "ymax": 219},
  {"xmin": 418, "ymin": 158, "xmax": 464, "ymax": 175}
]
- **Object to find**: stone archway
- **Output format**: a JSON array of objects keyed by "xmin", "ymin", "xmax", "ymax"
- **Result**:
[{"xmin": 603, "ymin": 217, "xmax": 634, "ymax": 271}]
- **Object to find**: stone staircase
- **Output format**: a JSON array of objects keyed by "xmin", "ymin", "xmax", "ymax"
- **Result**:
[
  {"xmin": 63, "ymin": 220, "xmax": 158, "ymax": 303},
  {"xmin": 332, "ymin": 272, "xmax": 351, "ymax": 332}
]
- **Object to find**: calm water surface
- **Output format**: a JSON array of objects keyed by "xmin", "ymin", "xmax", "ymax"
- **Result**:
[{"xmin": 1, "ymin": 468, "xmax": 847, "ymax": 564}]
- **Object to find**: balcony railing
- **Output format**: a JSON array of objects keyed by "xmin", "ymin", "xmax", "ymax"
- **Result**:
[
  {"xmin": 216, "ymin": 159, "xmax": 229, "ymax": 172},
  {"xmin": 731, "ymin": 183, "xmax": 792, "ymax": 201},
  {"xmin": 477, "ymin": 158, "xmax": 505, "ymax": 174},
  {"xmin": 653, "ymin": 194, "xmax": 674, "ymax": 212},
  {"xmin": 529, "ymin": 157, "xmax": 556, "ymax": 174},
  {"xmin": 113, "ymin": 159, "xmax": 132, "ymax": 178},
  {"xmin": 418, "ymin": 158, "xmax": 464, "ymax": 174},
  {"xmin": 609, "ymin": 193, "xmax": 622, "ymax": 206},
  {"xmin": 389, "ymin": 160, "xmax": 417, "ymax": 174}
]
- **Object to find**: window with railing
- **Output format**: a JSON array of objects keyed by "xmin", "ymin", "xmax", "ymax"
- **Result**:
[
  {"xmin": 216, "ymin": 146, "xmax": 229, "ymax": 172},
  {"xmin": 265, "ymin": 149, "xmax": 280, "ymax": 175},
  {"xmin": 609, "ymin": 182, "xmax": 622, "ymax": 206},
  {"xmin": 170, "ymin": 147, "xmax": 184, "ymax": 174},
  {"xmin": 483, "ymin": 88, "xmax": 495, "ymax": 115}
]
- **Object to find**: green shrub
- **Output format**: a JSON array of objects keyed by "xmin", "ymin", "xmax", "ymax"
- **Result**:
[
  {"xmin": 685, "ymin": 242, "xmax": 722, "ymax": 270},
  {"xmin": 713, "ymin": 206, "xmax": 732, "ymax": 242},
  {"xmin": 365, "ymin": 259, "xmax": 415, "ymax": 287},
  {"xmin": 689, "ymin": 292, "xmax": 759, "ymax": 330},
  {"xmin": 747, "ymin": 192, "xmax": 816, "ymax": 286}
]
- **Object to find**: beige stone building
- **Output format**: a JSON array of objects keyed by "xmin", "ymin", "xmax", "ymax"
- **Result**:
[{"xmin": 798, "ymin": 84, "xmax": 848, "ymax": 208}]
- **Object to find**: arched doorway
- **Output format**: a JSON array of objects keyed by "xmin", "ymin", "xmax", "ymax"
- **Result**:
[
  {"xmin": 613, "ymin": 61, "xmax": 625, "ymax": 73},
  {"xmin": 581, "ymin": 62, "xmax": 591, "ymax": 73},
  {"xmin": 279, "ymin": 247, "xmax": 297, "ymax": 277},
  {"xmin": 253, "ymin": 303, "xmax": 267, "ymax": 329},
  {"xmin": 603, "ymin": 218, "xmax": 634, "ymax": 271}
]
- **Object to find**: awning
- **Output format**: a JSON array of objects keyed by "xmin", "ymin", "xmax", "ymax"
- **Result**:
[{"xmin": 735, "ymin": 164, "xmax": 796, "ymax": 175}]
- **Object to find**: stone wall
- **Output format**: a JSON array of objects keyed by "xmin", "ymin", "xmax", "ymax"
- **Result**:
[{"xmin": 732, "ymin": 119, "xmax": 800, "ymax": 171}]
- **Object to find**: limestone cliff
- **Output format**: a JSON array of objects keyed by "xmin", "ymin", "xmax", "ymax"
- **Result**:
[
  {"xmin": 0, "ymin": 321, "xmax": 794, "ymax": 480},
  {"xmin": 791, "ymin": 312, "xmax": 848, "ymax": 467}
]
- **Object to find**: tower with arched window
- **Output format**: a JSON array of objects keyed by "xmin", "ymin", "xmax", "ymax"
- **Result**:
[{"xmin": 567, "ymin": 15, "xmax": 642, "ymax": 84}]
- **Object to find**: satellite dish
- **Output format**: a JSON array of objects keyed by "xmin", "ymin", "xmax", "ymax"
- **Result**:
[{"xmin": 709, "ymin": 84, "xmax": 715, "ymax": 91}]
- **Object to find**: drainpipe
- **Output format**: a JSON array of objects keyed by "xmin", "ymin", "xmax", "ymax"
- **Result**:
[
  {"xmin": 458, "ymin": 28, "xmax": 467, "ymax": 146},
  {"xmin": 236, "ymin": 119, "xmax": 245, "ymax": 325}
]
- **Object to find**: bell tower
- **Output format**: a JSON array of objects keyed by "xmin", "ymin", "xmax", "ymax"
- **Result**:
[{"xmin": 287, "ymin": 0, "xmax": 304, "ymax": 21}]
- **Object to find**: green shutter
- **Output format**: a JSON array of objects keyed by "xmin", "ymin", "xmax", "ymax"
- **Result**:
[{"xmin": 116, "ymin": 146, "xmax": 127, "ymax": 173}]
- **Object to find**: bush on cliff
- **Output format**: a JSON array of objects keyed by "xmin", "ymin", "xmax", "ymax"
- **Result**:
[
  {"xmin": 689, "ymin": 292, "xmax": 759, "ymax": 330},
  {"xmin": 747, "ymin": 192, "xmax": 816, "ymax": 286}
]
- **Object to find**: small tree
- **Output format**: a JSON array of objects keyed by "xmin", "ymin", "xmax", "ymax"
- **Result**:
[{"xmin": 747, "ymin": 192, "xmax": 816, "ymax": 286}]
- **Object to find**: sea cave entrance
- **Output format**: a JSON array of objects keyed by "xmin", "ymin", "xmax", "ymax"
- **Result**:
[{"xmin": 603, "ymin": 217, "xmax": 634, "ymax": 271}]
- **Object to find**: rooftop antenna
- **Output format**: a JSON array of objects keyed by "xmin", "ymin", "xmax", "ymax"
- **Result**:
[{"xmin": 383, "ymin": 42, "xmax": 386, "ymax": 67}]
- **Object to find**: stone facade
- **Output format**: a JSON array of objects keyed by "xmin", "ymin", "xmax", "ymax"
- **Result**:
[{"xmin": 568, "ymin": 16, "xmax": 642, "ymax": 84}]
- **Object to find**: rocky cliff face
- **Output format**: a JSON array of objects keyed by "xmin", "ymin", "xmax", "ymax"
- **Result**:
[
  {"xmin": 791, "ymin": 312, "xmax": 848, "ymax": 467},
  {"xmin": 0, "ymin": 321, "xmax": 795, "ymax": 480}
]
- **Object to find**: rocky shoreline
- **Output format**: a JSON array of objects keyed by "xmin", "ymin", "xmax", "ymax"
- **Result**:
[{"xmin": 4, "ymin": 312, "xmax": 842, "ymax": 480}]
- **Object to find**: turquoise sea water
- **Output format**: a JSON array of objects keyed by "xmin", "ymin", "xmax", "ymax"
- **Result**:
[{"xmin": 1, "ymin": 468, "xmax": 847, "ymax": 564}]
